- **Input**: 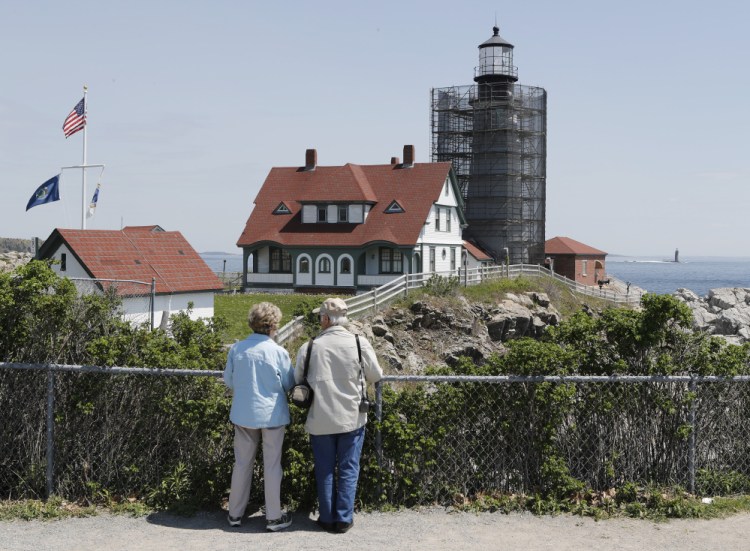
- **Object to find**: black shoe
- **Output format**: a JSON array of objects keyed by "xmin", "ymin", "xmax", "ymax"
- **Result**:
[
  {"xmin": 316, "ymin": 518, "xmax": 336, "ymax": 532},
  {"xmin": 335, "ymin": 521, "xmax": 353, "ymax": 533}
]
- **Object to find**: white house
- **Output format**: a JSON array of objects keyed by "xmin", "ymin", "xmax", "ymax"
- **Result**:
[
  {"xmin": 236, "ymin": 145, "xmax": 468, "ymax": 292},
  {"xmin": 37, "ymin": 225, "xmax": 224, "ymax": 328}
]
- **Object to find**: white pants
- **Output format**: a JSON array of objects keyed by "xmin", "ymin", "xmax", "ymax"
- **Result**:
[{"xmin": 228, "ymin": 425, "xmax": 285, "ymax": 520}]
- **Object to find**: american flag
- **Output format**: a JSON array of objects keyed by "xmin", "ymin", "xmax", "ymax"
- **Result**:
[{"xmin": 62, "ymin": 97, "xmax": 86, "ymax": 138}]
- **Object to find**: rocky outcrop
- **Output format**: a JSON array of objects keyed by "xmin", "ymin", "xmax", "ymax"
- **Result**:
[
  {"xmin": 350, "ymin": 292, "xmax": 561, "ymax": 373},
  {"xmin": 674, "ymin": 287, "xmax": 750, "ymax": 345},
  {"xmin": 0, "ymin": 252, "xmax": 33, "ymax": 273}
]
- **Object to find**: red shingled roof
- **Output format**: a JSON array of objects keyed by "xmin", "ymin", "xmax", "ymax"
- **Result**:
[
  {"xmin": 39, "ymin": 226, "xmax": 224, "ymax": 294},
  {"xmin": 545, "ymin": 236, "xmax": 607, "ymax": 256},
  {"xmin": 463, "ymin": 240, "xmax": 493, "ymax": 261},
  {"xmin": 237, "ymin": 162, "xmax": 454, "ymax": 248}
]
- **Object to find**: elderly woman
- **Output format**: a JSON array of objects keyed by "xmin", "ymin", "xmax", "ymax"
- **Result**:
[{"xmin": 224, "ymin": 302, "xmax": 294, "ymax": 531}]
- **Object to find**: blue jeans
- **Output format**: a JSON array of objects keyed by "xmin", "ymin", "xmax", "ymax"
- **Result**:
[{"xmin": 310, "ymin": 426, "xmax": 365, "ymax": 524}]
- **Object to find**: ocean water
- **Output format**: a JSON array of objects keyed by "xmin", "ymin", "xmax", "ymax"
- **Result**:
[
  {"xmin": 605, "ymin": 256, "xmax": 750, "ymax": 297},
  {"xmin": 199, "ymin": 253, "xmax": 750, "ymax": 298},
  {"xmin": 201, "ymin": 252, "xmax": 244, "ymax": 273}
]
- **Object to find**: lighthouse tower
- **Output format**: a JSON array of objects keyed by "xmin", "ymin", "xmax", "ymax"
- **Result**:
[{"xmin": 431, "ymin": 26, "xmax": 547, "ymax": 264}]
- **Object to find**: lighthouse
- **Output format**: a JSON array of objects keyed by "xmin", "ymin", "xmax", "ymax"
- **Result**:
[{"xmin": 431, "ymin": 25, "xmax": 547, "ymax": 264}]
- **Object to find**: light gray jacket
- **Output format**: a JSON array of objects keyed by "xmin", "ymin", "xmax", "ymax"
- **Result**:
[{"xmin": 295, "ymin": 325, "xmax": 383, "ymax": 435}]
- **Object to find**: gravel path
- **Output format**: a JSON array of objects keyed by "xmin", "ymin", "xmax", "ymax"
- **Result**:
[{"xmin": 2, "ymin": 508, "xmax": 749, "ymax": 551}]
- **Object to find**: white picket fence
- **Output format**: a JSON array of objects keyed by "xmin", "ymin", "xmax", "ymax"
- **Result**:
[{"xmin": 274, "ymin": 264, "xmax": 642, "ymax": 344}]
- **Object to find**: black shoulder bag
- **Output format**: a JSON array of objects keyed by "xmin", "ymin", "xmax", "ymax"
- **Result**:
[
  {"xmin": 290, "ymin": 337, "xmax": 315, "ymax": 408},
  {"xmin": 355, "ymin": 334, "xmax": 371, "ymax": 413}
]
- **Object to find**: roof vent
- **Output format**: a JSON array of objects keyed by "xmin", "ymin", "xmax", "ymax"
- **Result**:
[
  {"xmin": 403, "ymin": 145, "xmax": 415, "ymax": 167},
  {"xmin": 304, "ymin": 148, "xmax": 317, "ymax": 171},
  {"xmin": 390, "ymin": 156, "xmax": 400, "ymax": 165}
]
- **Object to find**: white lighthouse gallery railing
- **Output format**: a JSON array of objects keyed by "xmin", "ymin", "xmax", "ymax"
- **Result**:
[{"xmin": 274, "ymin": 265, "xmax": 642, "ymax": 345}]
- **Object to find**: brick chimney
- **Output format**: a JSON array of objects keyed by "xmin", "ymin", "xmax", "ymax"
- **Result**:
[
  {"xmin": 403, "ymin": 145, "xmax": 414, "ymax": 167},
  {"xmin": 304, "ymin": 149, "xmax": 317, "ymax": 171},
  {"xmin": 390, "ymin": 156, "xmax": 400, "ymax": 165}
]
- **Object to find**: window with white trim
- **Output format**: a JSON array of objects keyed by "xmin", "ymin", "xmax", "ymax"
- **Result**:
[
  {"xmin": 319, "ymin": 257, "xmax": 331, "ymax": 273},
  {"xmin": 340, "ymin": 257, "xmax": 351, "ymax": 274}
]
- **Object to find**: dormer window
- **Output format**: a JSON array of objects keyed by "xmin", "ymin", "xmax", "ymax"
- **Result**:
[
  {"xmin": 273, "ymin": 202, "xmax": 291, "ymax": 215},
  {"xmin": 302, "ymin": 203, "xmax": 367, "ymax": 224},
  {"xmin": 385, "ymin": 200, "xmax": 404, "ymax": 214}
]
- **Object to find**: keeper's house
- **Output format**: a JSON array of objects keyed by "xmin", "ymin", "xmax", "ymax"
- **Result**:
[
  {"xmin": 37, "ymin": 225, "xmax": 224, "ymax": 328},
  {"xmin": 544, "ymin": 236, "xmax": 608, "ymax": 286},
  {"xmin": 236, "ymin": 145, "xmax": 466, "ymax": 293}
]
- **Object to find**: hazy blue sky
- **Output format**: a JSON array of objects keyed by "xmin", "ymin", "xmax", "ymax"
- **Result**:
[{"xmin": 2, "ymin": 0, "xmax": 749, "ymax": 256}]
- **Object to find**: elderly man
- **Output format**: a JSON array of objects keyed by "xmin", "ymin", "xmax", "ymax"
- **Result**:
[{"xmin": 295, "ymin": 297, "xmax": 383, "ymax": 534}]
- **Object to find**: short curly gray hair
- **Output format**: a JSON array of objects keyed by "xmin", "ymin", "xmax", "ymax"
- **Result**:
[{"xmin": 247, "ymin": 302, "xmax": 283, "ymax": 335}]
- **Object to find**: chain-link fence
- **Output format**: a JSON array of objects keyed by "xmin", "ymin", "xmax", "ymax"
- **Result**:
[
  {"xmin": 2, "ymin": 364, "xmax": 749, "ymax": 508},
  {"xmin": 372, "ymin": 375, "xmax": 750, "ymax": 505},
  {"xmin": 0, "ymin": 363, "xmax": 231, "ymax": 503}
]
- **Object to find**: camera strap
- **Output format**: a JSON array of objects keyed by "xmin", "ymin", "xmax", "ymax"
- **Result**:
[
  {"xmin": 355, "ymin": 334, "xmax": 366, "ymax": 400},
  {"xmin": 303, "ymin": 336, "xmax": 315, "ymax": 382}
]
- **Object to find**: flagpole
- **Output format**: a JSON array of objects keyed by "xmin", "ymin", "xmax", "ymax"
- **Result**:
[{"xmin": 81, "ymin": 85, "xmax": 88, "ymax": 229}]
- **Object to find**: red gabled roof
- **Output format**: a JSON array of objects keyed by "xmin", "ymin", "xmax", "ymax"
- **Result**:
[
  {"xmin": 545, "ymin": 236, "xmax": 607, "ymax": 256},
  {"xmin": 237, "ymin": 162, "xmax": 454, "ymax": 248},
  {"xmin": 463, "ymin": 240, "xmax": 493, "ymax": 261},
  {"xmin": 40, "ymin": 226, "xmax": 224, "ymax": 294}
]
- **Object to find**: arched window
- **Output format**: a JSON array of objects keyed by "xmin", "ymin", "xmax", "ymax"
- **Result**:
[
  {"xmin": 319, "ymin": 257, "xmax": 331, "ymax": 273},
  {"xmin": 299, "ymin": 257, "xmax": 310, "ymax": 273},
  {"xmin": 340, "ymin": 257, "xmax": 351, "ymax": 274}
]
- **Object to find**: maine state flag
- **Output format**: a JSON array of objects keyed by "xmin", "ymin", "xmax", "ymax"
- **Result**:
[{"xmin": 26, "ymin": 175, "xmax": 61, "ymax": 211}]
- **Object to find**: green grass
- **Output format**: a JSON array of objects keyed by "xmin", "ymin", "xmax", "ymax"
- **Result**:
[
  {"xmin": 0, "ymin": 496, "xmax": 150, "ymax": 520},
  {"xmin": 215, "ymin": 293, "xmax": 330, "ymax": 342},
  {"xmin": 460, "ymin": 275, "xmax": 627, "ymax": 318}
]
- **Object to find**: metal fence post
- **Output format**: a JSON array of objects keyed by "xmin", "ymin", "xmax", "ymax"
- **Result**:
[
  {"xmin": 688, "ymin": 378, "xmax": 697, "ymax": 494},
  {"xmin": 375, "ymin": 380, "xmax": 383, "ymax": 500},
  {"xmin": 150, "ymin": 277, "xmax": 156, "ymax": 329},
  {"xmin": 46, "ymin": 366, "xmax": 55, "ymax": 498}
]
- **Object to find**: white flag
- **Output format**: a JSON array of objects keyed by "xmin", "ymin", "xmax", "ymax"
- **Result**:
[{"xmin": 87, "ymin": 183, "xmax": 101, "ymax": 218}]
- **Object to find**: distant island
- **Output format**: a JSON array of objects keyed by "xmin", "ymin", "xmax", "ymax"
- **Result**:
[{"xmin": 0, "ymin": 237, "xmax": 32, "ymax": 253}]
